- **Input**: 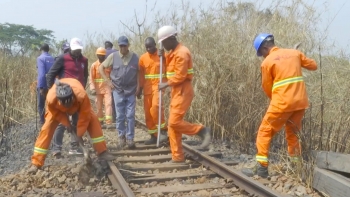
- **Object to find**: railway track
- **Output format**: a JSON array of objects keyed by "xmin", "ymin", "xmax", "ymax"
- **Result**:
[{"xmin": 105, "ymin": 120, "xmax": 290, "ymax": 197}]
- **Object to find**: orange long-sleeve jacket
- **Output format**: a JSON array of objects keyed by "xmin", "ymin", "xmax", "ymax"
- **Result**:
[
  {"xmin": 139, "ymin": 51, "xmax": 167, "ymax": 95},
  {"xmin": 46, "ymin": 78, "xmax": 93, "ymax": 136},
  {"xmin": 261, "ymin": 46, "xmax": 317, "ymax": 112},
  {"xmin": 165, "ymin": 43, "xmax": 194, "ymax": 87},
  {"xmin": 89, "ymin": 60, "xmax": 111, "ymax": 94}
]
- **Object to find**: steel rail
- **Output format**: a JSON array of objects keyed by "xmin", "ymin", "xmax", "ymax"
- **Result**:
[
  {"xmin": 107, "ymin": 161, "xmax": 135, "ymax": 197},
  {"xmin": 182, "ymin": 143, "xmax": 291, "ymax": 197},
  {"xmin": 135, "ymin": 119, "xmax": 290, "ymax": 197}
]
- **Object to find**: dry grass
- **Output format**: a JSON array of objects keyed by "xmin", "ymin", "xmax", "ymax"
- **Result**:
[{"xmin": 1, "ymin": 0, "xmax": 349, "ymax": 188}]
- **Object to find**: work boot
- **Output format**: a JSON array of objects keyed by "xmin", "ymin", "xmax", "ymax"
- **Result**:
[
  {"xmin": 144, "ymin": 134, "xmax": 168, "ymax": 145},
  {"xmin": 126, "ymin": 139, "xmax": 136, "ymax": 149},
  {"xmin": 98, "ymin": 151, "xmax": 115, "ymax": 161},
  {"xmin": 27, "ymin": 165, "xmax": 40, "ymax": 175},
  {"xmin": 106, "ymin": 124, "xmax": 114, "ymax": 130},
  {"xmin": 241, "ymin": 162, "xmax": 269, "ymax": 178},
  {"xmin": 53, "ymin": 152, "xmax": 63, "ymax": 159},
  {"xmin": 197, "ymin": 127, "xmax": 211, "ymax": 149},
  {"xmin": 68, "ymin": 148, "xmax": 83, "ymax": 155},
  {"xmin": 118, "ymin": 136, "xmax": 126, "ymax": 148},
  {"xmin": 167, "ymin": 160, "xmax": 185, "ymax": 164},
  {"xmin": 144, "ymin": 135, "xmax": 157, "ymax": 145}
]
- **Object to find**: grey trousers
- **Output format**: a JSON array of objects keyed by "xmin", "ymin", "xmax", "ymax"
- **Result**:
[{"xmin": 51, "ymin": 113, "xmax": 79, "ymax": 153}]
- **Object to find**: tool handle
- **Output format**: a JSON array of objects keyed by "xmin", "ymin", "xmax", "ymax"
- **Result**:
[{"xmin": 157, "ymin": 43, "xmax": 163, "ymax": 147}]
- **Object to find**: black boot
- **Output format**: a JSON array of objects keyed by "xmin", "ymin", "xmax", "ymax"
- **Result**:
[
  {"xmin": 241, "ymin": 162, "xmax": 269, "ymax": 178},
  {"xmin": 144, "ymin": 135, "xmax": 157, "ymax": 145},
  {"xmin": 197, "ymin": 127, "xmax": 211, "ymax": 149}
]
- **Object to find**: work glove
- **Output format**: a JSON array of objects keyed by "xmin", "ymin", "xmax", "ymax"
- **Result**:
[
  {"xmin": 90, "ymin": 89, "xmax": 96, "ymax": 95},
  {"xmin": 107, "ymin": 80, "xmax": 115, "ymax": 89},
  {"xmin": 136, "ymin": 87, "xmax": 143, "ymax": 99},
  {"xmin": 158, "ymin": 48, "xmax": 164, "ymax": 57},
  {"xmin": 67, "ymin": 124, "xmax": 76, "ymax": 134}
]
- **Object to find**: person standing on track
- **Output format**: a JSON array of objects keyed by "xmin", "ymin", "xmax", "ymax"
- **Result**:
[
  {"xmin": 36, "ymin": 43, "xmax": 55, "ymax": 125},
  {"xmin": 138, "ymin": 37, "xmax": 168, "ymax": 145},
  {"xmin": 89, "ymin": 47, "xmax": 113, "ymax": 129},
  {"xmin": 105, "ymin": 41, "xmax": 118, "ymax": 123},
  {"xmin": 157, "ymin": 25, "xmax": 211, "ymax": 163},
  {"xmin": 27, "ymin": 78, "xmax": 115, "ymax": 174},
  {"xmin": 241, "ymin": 33, "xmax": 317, "ymax": 178},
  {"xmin": 99, "ymin": 36, "xmax": 140, "ymax": 149},
  {"xmin": 55, "ymin": 42, "xmax": 70, "ymax": 60},
  {"xmin": 46, "ymin": 37, "xmax": 89, "ymax": 157}
]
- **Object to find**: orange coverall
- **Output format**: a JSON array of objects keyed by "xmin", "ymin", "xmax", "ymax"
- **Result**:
[
  {"xmin": 165, "ymin": 43, "xmax": 204, "ymax": 161},
  {"xmin": 139, "ymin": 51, "xmax": 167, "ymax": 135},
  {"xmin": 256, "ymin": 46, "xmax": 317, "ymax": 167},
  {"xmin": 31, "ymin": 78, "xmax": 108, "ymax": 167},
  {"xmin": 89, "ymin": 60, "xmax": 113, "ymax": 124}
]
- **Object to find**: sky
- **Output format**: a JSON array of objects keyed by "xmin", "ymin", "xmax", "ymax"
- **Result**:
[{"xmin": 0, "ymin": 0, "xmax": 349, "ymax": 51}]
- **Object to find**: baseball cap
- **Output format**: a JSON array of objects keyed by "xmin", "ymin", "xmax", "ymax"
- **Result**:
[
  {"xmin": 118, "ymin": 36, "xmax": 129, "ymax": 46},
  {"xmin": 70, "ymin": 37, "xmax": 83, "ymax": 50},
  {"xmin": 61, "ymin": 42, "xmax": 70, "ymax": 51}
]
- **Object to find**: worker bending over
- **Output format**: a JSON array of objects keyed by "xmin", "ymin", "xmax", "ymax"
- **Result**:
[
  {"xmin": 139, "ymin": 37, "xmax": 168, "ymax": 145},
  {"xmin": 157, "ymin": 25, "xmax": 211, "ymax": 163},
  {"xmin": 242, "ymin": 33, "xmax": 317, "ymax": 178},
  {"xmin": 28, "ymin": 78, "xmax": 114, "ymax": 174},
  {"xmin": 89, "ymin": 47, "xmax": 113, "ymax": 129}
]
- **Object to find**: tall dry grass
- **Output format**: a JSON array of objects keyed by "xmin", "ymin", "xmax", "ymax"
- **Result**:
[{"xmin": 1, "ymin": 0, "xmax": 349, "ymax": 188}]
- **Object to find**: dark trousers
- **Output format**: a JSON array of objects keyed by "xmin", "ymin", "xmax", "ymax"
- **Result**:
[{"xmin": 37, "ymin": 88, "xmax": 46, "ymax": 124}]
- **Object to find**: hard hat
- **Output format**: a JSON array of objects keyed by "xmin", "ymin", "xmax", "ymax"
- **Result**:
[
  {"xmin": 96, "ymin": 47, "xmax": 106, "ymax": 55},
  {"xmin": 157, "ymin": 26, "xmax": 177, "ymax": 43},
  {"xmin": 253, "ymin": 33, "xmax": 273, "ymax": 56},
  {"xmin": 55, "ymin": 80, "xmax": 73, "ymax": 105}
]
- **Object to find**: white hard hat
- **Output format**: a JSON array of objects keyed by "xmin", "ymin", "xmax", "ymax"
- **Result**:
[
  {"xmin": 70, "ymin": 37, "xmax": 83, "ymax": 51},
  {"xmin": 157, "ymin": 26, "xmax": 177, "ymax": 43}
]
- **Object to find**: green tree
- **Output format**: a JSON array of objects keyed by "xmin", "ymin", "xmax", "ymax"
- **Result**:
[{"xmin": 0, "ymin": 23, "xmax": 55, "ymax": 56}]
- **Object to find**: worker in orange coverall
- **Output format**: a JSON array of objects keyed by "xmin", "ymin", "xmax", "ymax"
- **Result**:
[
  {"xmin": 138, "ymin": 37, "xmax": 168, "ymax": 145},
  {"xmin": 28, "ymin": 78, "xmax": 115, "ymax": 174},
  {"xmin": 242, "ymin": 33, "xmax": 317, "ymax": 178},
  {"xmin": 157, "ymin": 26, "xmax": 211, "ymax": 163},
  {"xmin": 89, "ymin": 47, "xmax": 113, "ymax": 129}
]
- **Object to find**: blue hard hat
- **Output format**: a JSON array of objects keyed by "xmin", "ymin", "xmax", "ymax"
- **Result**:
[{"xmin": 253, "ymin": 33, "xmax": 273, "ymax": 56}]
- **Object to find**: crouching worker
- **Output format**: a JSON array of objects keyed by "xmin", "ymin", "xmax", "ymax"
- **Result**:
[{"xmin": 28, "ymin": 78, "xmax": 115, "ymax": 174}]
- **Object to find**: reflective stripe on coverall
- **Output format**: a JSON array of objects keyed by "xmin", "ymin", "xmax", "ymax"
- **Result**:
[
  {"xmin": 139, "ymin": 51, "xmax": 167, "ymax": 135},
  {"xmin": 165, "ymin": 43, "xmax": 203, "ymax": 161},
  {"xmin": 31, "ymin": 78, "xmax": 107, "ymax": 167},
  {"xmin": 256, "ymin": 47, "xmax": 317, "ymax": 167},
  {"xmin": 89, "ymin": 60, "xmax": 113, "ymax": 124}
]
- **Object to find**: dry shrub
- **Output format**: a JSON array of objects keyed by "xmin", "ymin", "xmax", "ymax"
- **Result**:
[{"xmin": 1, "ymin": 0, "xmax": 349, "ymax": 187}]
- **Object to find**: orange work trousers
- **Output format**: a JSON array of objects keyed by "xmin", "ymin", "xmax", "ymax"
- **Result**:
[
  {"xmin": 31, "ymin": 110, "xmax": 107, "ymax": 167},
  {"xmin": 256, "ymin": 109, "xmax": 305, "ymax": 167},
  {"xmin": 168, "ymin": 81, "xmax": 203, "ymax": 161},
  {"xmin": 144, "ymin": 90, "xmax": 166, "ymax": 135},
  {"xmin": 96, "ymin": 92, "xmax": 113, "ymax": 124}
]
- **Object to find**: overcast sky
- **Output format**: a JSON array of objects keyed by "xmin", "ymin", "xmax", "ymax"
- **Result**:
[{"xmin": 0, "ymin": 0, "xmax": 348, "ymax": 51}]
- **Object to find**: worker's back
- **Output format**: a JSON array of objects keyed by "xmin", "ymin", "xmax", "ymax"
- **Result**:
[
  {"xmin": 46, "ymin": 78, "xmax": 89, "ymax": 114},
  {"xmin": 262, "ymin": 47, "xmax": 317, "ymax": 112}
]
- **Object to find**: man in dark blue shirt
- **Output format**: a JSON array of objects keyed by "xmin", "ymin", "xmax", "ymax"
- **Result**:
[{"xmin": 36, "ymin": 43, "xmax": 54, "ymax": 124}]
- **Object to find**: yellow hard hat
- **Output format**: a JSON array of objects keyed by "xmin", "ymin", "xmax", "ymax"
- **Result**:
[{"xmin": 96, "ymin": 47, "xmax": 106, "ymax": 55}]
